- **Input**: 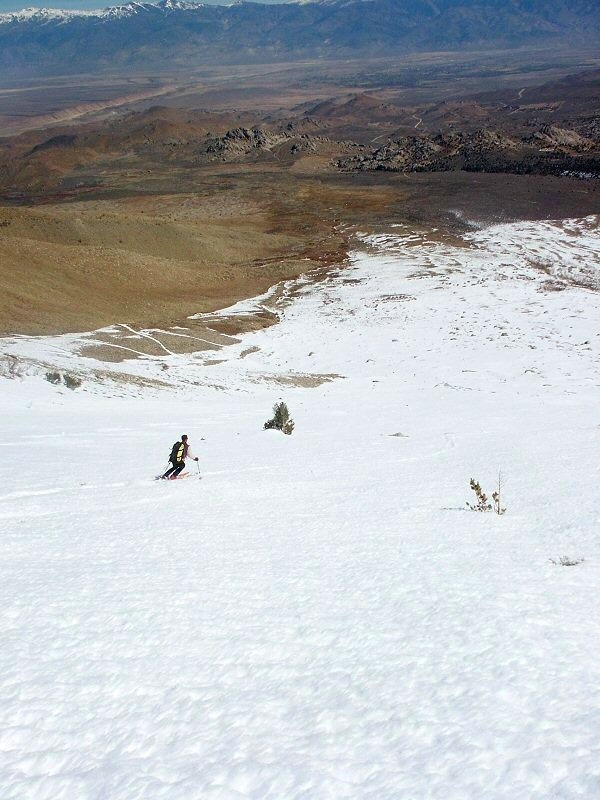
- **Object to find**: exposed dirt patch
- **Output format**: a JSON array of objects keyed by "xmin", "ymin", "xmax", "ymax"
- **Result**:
[
  {"xmin": 77, "ymin": 321, "xmax": 238, "ymax": 362},
  {"xmin": 378, "ymin": 293, "xmax": 415, "ymax": 302},
  {"xmin": 258, "ymin": 372, "xmax": 345, "ymax": 388},
  {"xmin": 0, "ymin": 187, "xmax": 349, "ymax": 336},
  {"xmin": 240, "ymin": 346, "xmax": 261, "ymax": 358}
]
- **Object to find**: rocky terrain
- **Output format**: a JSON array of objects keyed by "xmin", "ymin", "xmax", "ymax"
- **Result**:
[{"xmin": 338, "ymin": 126, "xmax": 600, "ymax": 178}]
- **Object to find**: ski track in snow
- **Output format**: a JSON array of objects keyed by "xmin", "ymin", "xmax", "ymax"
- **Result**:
[{"xmin": 0, "ymin": 216, "xmax": 599, "ymax": 799}]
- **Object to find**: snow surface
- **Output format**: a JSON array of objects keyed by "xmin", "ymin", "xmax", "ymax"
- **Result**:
[{"xmin": 0, "ymin": 216, "xmax": 599, "ymax": 799}]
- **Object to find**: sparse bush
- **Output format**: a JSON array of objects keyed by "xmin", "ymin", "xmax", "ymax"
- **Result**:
[
  {"xmin": 264, "ymin": 401, "xmax": 294, "ymax": 435},
  {"xmin": 467, "ymin": 473, "xmax": 507, "ymax": 514},
  {"xmin": 492, "ymin": 490, "xmax": 505, "ymax": 515},
  {"xmin": 550, "ymin": 556, "xmax": 584, "ymax": 567},
  {"xmin": 492, "ymin": 472, "xmax": 506, "ymax": 516},
  {"xmin": 0, "ymin": 355, "xmax": 23, "ymax": 380},
  {"xmin": 467, "ymin": 478, "xmax": 491, "ymax": 512},
  {"xmin": 62, "ymin": 373, "xmax": 82, "ymax": 390},
  {"xmin": 45, "ymin": 371, "xmax": 62, "ymax": 385}
]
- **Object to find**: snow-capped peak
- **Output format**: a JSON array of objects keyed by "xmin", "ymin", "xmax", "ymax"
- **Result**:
[
  {"xmin": 0, "ymin": 1, "xmax": 206, "ymax": 25},
  {"xmin": 157, "ymin": 0, "xmax": 202, "ymax": 9},
  {"xmin": 0, "ymin": 6, "xmax": 95, "ymax": 23},
  {"xmin": 100, "ymin": 2, "xmax": 153, "ymax": 20}
]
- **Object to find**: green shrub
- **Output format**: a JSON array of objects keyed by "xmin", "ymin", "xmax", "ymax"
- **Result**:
[{"xmin": 264, "ymin": 401, "xmax": 294, "ymax": 435}]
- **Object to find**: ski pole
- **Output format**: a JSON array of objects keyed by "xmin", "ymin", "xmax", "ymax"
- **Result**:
[{"xmin": 196, "ymin": 460, "xmax": 201, "ymax": 479}]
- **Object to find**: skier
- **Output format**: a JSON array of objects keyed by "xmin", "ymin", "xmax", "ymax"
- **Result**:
[{"xmin": 161, "ymin": 434, "xmax": 198, "ymax": 480}]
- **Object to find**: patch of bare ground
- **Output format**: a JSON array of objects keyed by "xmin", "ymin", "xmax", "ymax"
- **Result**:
[
  {"xmin": 378, "ymin": 293, "xmax": 415, "ymax": 302},
  {"xmin": 258, "ymin": 372, "xmax": 345, "ymax": 388},
  {"xmin": 0, "ymin": 186, "xmax": 349, "ymax": 336},
  {"xmin": 240, "ymin": 346, "xmax": 260, "ymax": 358},
  {"xmin": 77, "ymin": 321, "xmax": 239, "ymax": 362},
  {"xmin": 538, "ymin": 280, "xmax": 567, "ymax": 293},
  {"xmin": 202, "ymin": 311, "xmax": 280, "ymax": 337},
  {"xmin": 78, "ymin": 341, "xmax": 161, "ymax": 362}
]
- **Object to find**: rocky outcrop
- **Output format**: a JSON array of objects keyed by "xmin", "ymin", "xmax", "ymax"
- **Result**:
[
  {"xmin": 337, "ymin": 128, "xmax": 600, "ymax": 178},
  {"xmin": 205, "ymin": 128, "xmax": 290, "ymax": 157},
  {"xmin": 200, "ymin": 127, "xmax": 332, "ymax": 162},
  {"xmin": 527, "ymin": 125, "xmax": 595, "ymax": 152}
]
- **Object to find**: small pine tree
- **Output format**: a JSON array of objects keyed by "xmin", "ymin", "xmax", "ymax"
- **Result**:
[
  {"xmin": 264, "ymin": 401, "xmax": 294, "ymax": 435},
  {"xmin": 467, "ymin": 478, "xmax": 492, "ymax": 512}
]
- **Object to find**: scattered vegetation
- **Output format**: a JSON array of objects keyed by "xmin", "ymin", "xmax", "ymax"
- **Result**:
[
  {"xmin": 264, "ymin": 401, "xmax": 295, "ymax": 435},
  {"xmin": 45, "ymin": 371, "xmax": 83, "ymax": 390},
  {"xmin": 467, "ymin": 473, "xmax": 507, "ymax": 514},
  {"xmin": 467, "ymin": 479, "xmax": 492, "ymax": 512},
  {"xmin": 550, "ymin": 556, "xmax": 585, "ymax": 567},
  {"xmin": 492, "ymin": 472, "xmax": 506, "ymax": 515},
  {"xmin": 63, "ymin": 374, "xmax": 82, "ymax": 390},
  {"xmin": 0, "ymin": 355, "xmax": 23, "ymax": 379}
]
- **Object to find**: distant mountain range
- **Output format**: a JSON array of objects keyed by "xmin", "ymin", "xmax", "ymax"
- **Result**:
[{"xmin": 1, "ymin": 0, "xmax": 599, "ymax": 77}]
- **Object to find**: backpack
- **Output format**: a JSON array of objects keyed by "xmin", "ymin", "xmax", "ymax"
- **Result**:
[{"xmin": 169, "ymin": 441, "xmax": 185, "ymax": 463}]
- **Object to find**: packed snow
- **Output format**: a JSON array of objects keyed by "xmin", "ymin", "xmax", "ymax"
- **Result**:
[{"xmin": 0, "ymin": 216, "xmax": 599, "ymax": 799}]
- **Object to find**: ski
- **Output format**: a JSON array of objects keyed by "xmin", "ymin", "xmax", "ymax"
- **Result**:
[{"xmin": 155, "ymin": 471, "xmax": 190, "ymax": 481}]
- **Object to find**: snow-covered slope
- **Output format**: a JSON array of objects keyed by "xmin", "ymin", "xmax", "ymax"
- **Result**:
[{"xmin": 0, "ymin": 216, "xmax": 598, "ymax": 799}]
